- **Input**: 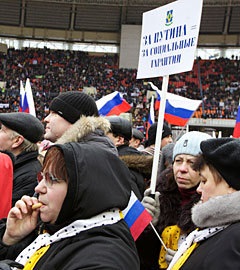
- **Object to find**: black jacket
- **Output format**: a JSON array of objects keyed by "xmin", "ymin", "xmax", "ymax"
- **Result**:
[
  {"xmin": 13, "ymin": 151, "xmax": 41, "ymax": 206},
  {"xmin": 178, "ymin": 190, "xmax": 240, "ymax": 270},
  {"xmin": 117, "ymin": 145, "xmax": 152, "ymax": 200},
  {"xmin": 0, "ymin": 116, "xmax": 140, "ymax": 269},
  {"xmin": 180, "ymin": 223, "xmax": 240, "ymax": 270}
]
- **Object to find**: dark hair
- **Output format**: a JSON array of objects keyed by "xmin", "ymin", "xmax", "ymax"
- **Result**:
[
  {"xmin": 192, "ymin": 154, "xmax": 223, "ymax": 185},
  {"xmin": 43, "ymin": 146, "xmax": 69, "ymax": 183}
]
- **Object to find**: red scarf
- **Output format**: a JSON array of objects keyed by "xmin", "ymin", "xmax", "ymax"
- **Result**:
[{"xmin": 178, "ymin": 186, "xmax": 197, "ymax": 206}]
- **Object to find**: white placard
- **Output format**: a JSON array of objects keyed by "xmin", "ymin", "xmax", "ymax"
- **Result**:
[{"xmin": 137, "ymin": 0, "xmax": 203, "ymax": 79}]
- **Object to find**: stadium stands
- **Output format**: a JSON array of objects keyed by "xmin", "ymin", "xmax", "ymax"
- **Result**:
[{"xmin": 0, "ymin": 48, "xmax": 239, "ymax": 135}]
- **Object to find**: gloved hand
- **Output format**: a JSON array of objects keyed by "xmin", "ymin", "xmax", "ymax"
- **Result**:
[
  {"xmin": 165, "ymin": 248, "xmax": 177, "ymax": 264},
  {"xmin": 142, "ymin": 188, "xmax": 160, "ymax": 226},
  {"xmin": 0, "ymin": 260, "xmax": 23, "ymax": 269}
]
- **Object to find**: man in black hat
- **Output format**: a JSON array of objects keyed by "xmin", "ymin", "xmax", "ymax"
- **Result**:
[
  {"xmin": 44, "ymin": 91, "xmax": 99, "ymax": 143},
  {"xmin": 106, "ymin": 116, "xmax": 152, "ymax": 200},
  {"xmin": 0, "ymin": 112, "xmax": 44, "ymax": 206},
  {"xmin": 142, "ymin": 122, "xmax": 173, "ymax": 156},
  {"xmin": 129, "ymin": 128, "xmax": 145, "ymax": 150}
]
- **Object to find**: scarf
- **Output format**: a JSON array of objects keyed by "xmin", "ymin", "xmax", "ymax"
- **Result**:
[
  {"xmin": 14, "ymin": 208, "xmax": 122, "ymax": 270},
  {"xmin": 159, "ymin": 225, "xmax": 182, "ymax": 269},
  {"xmin": 178, "ymin": 186, "xmax": 197, "ymax": 206}
]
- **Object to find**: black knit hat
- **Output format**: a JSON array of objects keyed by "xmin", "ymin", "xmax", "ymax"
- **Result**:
[
  {"xmin": 107, "ymin": 116, "xmax": 132, "ymax": 141},
  {"xmin": 148, "ymin": 122, "xmax": 172, "ymax": 146},
  {"xmin": 0, "ymin": 112, "xmax": 44, "ymax": 143},
  {"xmin": 49, "ymin": 91, "xmax": 99, "ymax": 124},
  {"xmin": 200, "ymin": 137, "xmax": 240, "ymax": 190}
]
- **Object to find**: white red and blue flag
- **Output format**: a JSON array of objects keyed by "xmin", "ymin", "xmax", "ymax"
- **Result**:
[
  {"xmin": 96, "ymin": 91, "xmax": 131, "ymax": 116},
  {"xmin": 155, "ymin": 89, "xmax": 202, "ymax": 127},
  {"xmin": 122, "ymin": 191, "xmax": 152, "ymax": 241}
]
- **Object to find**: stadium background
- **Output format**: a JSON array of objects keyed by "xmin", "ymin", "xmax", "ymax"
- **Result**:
[{"xmin": 0, "ymin": 0, "xmax": 240, "ymax": 137}]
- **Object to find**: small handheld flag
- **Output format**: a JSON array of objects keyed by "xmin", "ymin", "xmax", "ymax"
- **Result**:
[{"xmin": 122, "ymin": 191, "xmax": 152, "ymax": 241}]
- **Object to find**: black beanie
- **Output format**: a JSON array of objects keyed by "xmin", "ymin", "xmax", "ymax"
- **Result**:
[
  {"xmin": 200, "ymin": 137, "xmax": 240, "ymax": 190},
  {"xmin": 148, "ymin": 122, "xmax": 172, "ymax": 146},
  {"xmin": 49, "ymin": 91, "xmax": 99, "ymax": 124},
  {"xmin": 0, "ymin": 112, "xmax": 44, "ymax": 143}
]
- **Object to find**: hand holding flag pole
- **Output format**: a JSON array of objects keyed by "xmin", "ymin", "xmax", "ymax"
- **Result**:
[{"xmin": 149, "ymin": 75, "xmax": 169, "ymax": 195}]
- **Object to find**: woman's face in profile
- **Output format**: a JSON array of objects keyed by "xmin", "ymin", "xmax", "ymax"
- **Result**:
[
  {"xmin": 197, "ymin": 165, "xmax": 236, "ymax": 203},
  {"xmin": 35, "ymin": 169, "xmax": 68, "ymax": 224}
]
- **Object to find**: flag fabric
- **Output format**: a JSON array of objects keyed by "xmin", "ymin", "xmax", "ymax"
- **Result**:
[
  {"xmin": 155, "ymin": 89, "xmax": 202, "ymax": 126},
  {"xmin": 155, "ymin": 91, "xmax": 160, "ymax": 111},
  {"xmin": 96, "ymin": 91, "xmax": 131, "ymax": 116},
  {"xmin": 122, "ymin": 191, "xmax": 152, "ymax": 241},
  {"xmin": 25, "ymin": 78, "xmax": 36, "ymax": 117},
  {"xmin": 19, "ymin": 80, "xmax": 29, "ymax": 113},
  {"xmin": 233, "ymin": 105, "xmax": 240, "ymax": 138},
  {"xmin": 19, "ymin": 79, "xmax": 36, "ymax": 117},
  {"xmin": 146, "ymin": 95, "xmax": 155, "ymax": 139}
]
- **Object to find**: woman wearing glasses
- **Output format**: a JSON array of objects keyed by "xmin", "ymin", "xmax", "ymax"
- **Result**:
[{"xmin": 0, "ymin": 116, "xmax": 140, "ymax": 269}]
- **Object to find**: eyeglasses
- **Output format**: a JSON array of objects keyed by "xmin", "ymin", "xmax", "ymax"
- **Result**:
[{"xmin": 37, "ymin": 172, "xmax": 62, "ymax": 187}]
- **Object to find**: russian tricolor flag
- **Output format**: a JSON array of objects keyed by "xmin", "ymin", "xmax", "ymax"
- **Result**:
[
  {"xmin": 19, "ymin": 80, "xmax": 29, "ymax": 113},
  {"xmin": 155, "ymin": 91, "xmax": 160, "ymax": 111},
  {"xmin": 19, "ymin": 79, "xmax": 36, "ymax": 117},
  {"xmin": 123, "ymin": 191, "xmax": 152, "ymax": 241},
  {"xmin": 233, "ymin": 105, "xmax": 240, "ymax": 138},
  {"xmin": 96, "ymin": 91, "xmax": 131, "ymax": 116},
  {"xmin": 155, "ymin": 90, "xmax": 202, "ymax": 127},
  {"xmin": 146, "ymin": 95, "xmax": 155, "ymax": 139}
]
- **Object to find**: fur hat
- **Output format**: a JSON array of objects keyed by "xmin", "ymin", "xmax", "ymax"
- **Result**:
[
  {"xmin": 107, "ymin": 116, "xmax": 132, "ymax": 141},
  {"xmin": 49, "ymin": 91, "xmax": 99, "ymax": 124},
  {"xmin": 0, "ymin": 112, "xmax": 44, "ymax": 143},
  {"xmin": 200, "ymin": 137, "xmax": 240, "ymax": 190},
  {"xmin": 147, "ymin": 122, "xmax": 172, "ymax": 146},
  {"xmin": 173, "ymin": 131, "xmax": 211, "ymax": 160}
]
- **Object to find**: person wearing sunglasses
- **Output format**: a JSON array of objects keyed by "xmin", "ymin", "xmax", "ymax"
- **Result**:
[{"xmin": 0, "ymin": 116, "xmax": 140, "ymax": 269}]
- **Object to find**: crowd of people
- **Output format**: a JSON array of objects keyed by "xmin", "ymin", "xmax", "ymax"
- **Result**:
[
  {"xmin": 0, "ymin": 47, "xmax": 240, "ymax": 135},
  {"xmin": 0, "ymin": 46, "xmax": 240, "ymax": 269},
  {"xmin": 0, "ymin": 90, "xmax": 240, "ymax": 269}
]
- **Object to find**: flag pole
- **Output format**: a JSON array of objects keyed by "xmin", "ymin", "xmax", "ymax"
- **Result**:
[{"xmin": 150, "ymin": 75, "xmax": 169, "ymax": 194}]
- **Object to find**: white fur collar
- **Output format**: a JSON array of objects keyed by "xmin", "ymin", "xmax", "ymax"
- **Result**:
[
  {"xmin": 192, "ymin": 191, "xmax": 240, "ymax": 228},
  {"xmin": 56, "ymin": 116, "xmax": 111, "ymax": 144}
]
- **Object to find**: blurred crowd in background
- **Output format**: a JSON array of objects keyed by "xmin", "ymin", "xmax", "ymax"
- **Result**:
[{"xmin": 0, "ymin": 47, "xmax": 240, "ymax": 134}]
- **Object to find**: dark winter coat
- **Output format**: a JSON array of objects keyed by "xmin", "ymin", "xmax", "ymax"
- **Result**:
[
  {"xmin": 156, "ymin": 166, "xmax": 199, "ymax": 234},
  {"xmin": 0, "ymin": 116, "xmax": 140, "ymax": 270},
  {"xmin": 117, "ymin": 145, "xmax": 152, "ymax": 200},
  {"xmin": 13, "ymin": 150, "xmax": 41, "ymax": 206},
  {"xmin": 136, "ymin": 166, "xmax": 199, "ymax": 270},
  {"xmin": 179, "ymin": 191, "xmax": 240, "ymax": 270}
]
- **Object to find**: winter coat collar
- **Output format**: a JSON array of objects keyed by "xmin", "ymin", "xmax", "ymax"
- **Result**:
[
  {"xmin": 56, "ymin": 115, "xmax": 111, "ymax": 144},
  {"xmin": 192, "ymin": 191, "xmax": 240, "ymax": 228}
]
